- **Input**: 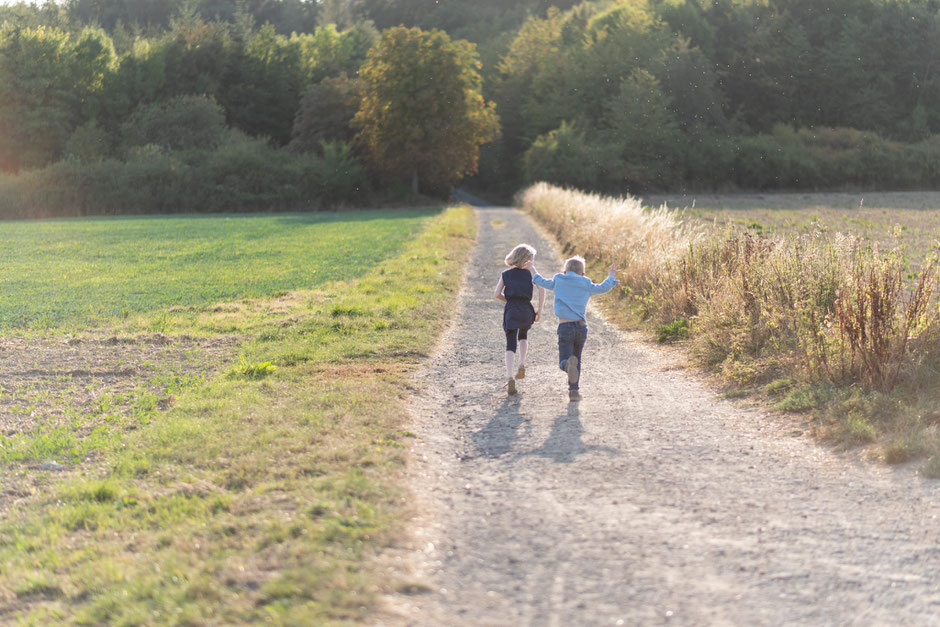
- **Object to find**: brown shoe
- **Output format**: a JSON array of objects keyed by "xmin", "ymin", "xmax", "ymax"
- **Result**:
[
  {"xmin": 515, "ymin": 364, "xmax": 526, "ymax": 380},
  {"xmin": 569, "ymin": 389, "xmax": 582, "ymax": 402},
  {"xmin": 507, "ymin": 378, "xmax": 517, "ymax": 396}
]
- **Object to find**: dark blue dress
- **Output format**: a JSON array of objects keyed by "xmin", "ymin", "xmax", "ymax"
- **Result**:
[{"xmin": 502, "ymin": 267, "xmax": 536, "ymax": 331}]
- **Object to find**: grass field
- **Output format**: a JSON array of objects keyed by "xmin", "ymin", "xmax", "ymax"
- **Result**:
[
  {"xmin": 0, "ymin": 210, "xmax": 436, "ymax": 332},
  {"xmin": 0, "ymin": 206, "xmax": 477, "ymax": 622},
  {"xmin": 645, "ymin": 191, "xmax": 940, "ymax": 267}
]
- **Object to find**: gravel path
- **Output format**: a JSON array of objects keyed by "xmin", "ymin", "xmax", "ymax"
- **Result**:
[{"xmin": 385, "ymin": 207, "xmax": 940, "ymax": 626}]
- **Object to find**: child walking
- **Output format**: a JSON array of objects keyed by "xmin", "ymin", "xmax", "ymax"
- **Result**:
[
  {"xmin": 529, "ymin": 255, "xmax": 619, "ymax": 401},
  {"xmin": 494, "ymin": 244, "xmax": 545, "ymax": 395}
]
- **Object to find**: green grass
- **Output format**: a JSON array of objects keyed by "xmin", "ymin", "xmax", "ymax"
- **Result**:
[
  {"xmin": 0, "ymin": 210, "xmax": 436, "ymax": 332},
  {"xmin": 0, "ymin": 206, "xmax": 477, "ymax": 622}
]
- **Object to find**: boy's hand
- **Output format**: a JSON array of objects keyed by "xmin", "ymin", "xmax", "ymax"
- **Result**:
[{"xmin": 608, "ymin": 264, "xmax": 618, "ymax": 277}]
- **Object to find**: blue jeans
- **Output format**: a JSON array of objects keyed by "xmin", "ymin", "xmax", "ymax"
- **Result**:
[{"xmin": 557, "ymin": 321, "xmax": 587, "ymax": 390}]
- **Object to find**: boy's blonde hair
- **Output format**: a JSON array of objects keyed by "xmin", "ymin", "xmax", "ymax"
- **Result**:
[
  {"xmin": 564, "ymin": 255, "xmax": 585, "ymax": 274},
  {"xmin": 505, "ymin": 243, "xmax": 536, "ymax": 268}
]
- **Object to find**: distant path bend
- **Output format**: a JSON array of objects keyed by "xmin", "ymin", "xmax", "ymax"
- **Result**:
[{"xmin": 388, "ymin": 206, "xmax": 940, "ymax": 626}]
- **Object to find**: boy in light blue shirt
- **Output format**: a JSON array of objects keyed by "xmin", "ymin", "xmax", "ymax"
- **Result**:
[{"xmin": 528, "ymin": 255, "xmax": 619, "ymax": 401}]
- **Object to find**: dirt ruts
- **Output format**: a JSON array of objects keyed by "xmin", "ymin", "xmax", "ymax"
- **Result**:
[{"xmin": 382, "ymin": 206, "xmax": 940, "ymax": 626}]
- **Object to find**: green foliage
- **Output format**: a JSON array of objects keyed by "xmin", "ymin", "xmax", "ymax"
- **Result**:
[
  {"xmin": 354, "ymin": 26, "xmax": 499, "ymax": 195},
  {"xmin": 231, "ymin": 356, "xmax": 277, "ymax": 380},
  {"xmin": 523, "ymin": 122, "xmax": 608, "ymax": 190},
  {"xmin": 64, "ymin": 120, "xmax": 115, "ymax": 162},
  {"xmin": 8, "ymin": 0, "xmax": 940, "ymax": 200},
  {"xmin": 289, "ymin": 74, "xmax": 362, "ymax": 153},
  {"xmin": 0, "ymin": 24, "xmax": 116, "ymax": 170},
  {"xmin": 656, "ymin": 318, "xmax": 689, "ymax": 343},
  {"xmin": 0, "ymin": 129, "xmax": 371, "ymax": 218},
  {"xmin": 310, "ymin": 141, "xmax": 368, "ymax": 206},
  {"xmin": 121, "ymin": 94, "xmax": 227, "ymax": 153},
  {"xmin": 293, "ymin": 22, "xmax": 378, "ymax": 84},
  {"xmin": 220, "ymin": 24, "xmax": 306, "ymax": 145}
]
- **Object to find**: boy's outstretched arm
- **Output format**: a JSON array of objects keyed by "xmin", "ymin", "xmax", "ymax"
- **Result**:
[
  {"xmin": 587, "ymin": 264, "xmax": 620, "ymax": 294},
  {"xmin": 527, "ymin": 261, "xmax": 555, "ymax": 290}
]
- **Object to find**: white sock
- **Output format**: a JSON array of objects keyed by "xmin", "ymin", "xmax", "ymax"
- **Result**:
[
  {"xmin": 518, "ymin": 340, "xmax": 528, "ymax": 368},
  {"xmin": 505, "ymin": 351, "xmax": 515, "ymax": 378}
]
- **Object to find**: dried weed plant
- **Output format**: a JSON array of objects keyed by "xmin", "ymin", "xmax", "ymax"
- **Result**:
[{"xmin": 520, "ymin": 183, "xmax": 940, "ymax": 393}]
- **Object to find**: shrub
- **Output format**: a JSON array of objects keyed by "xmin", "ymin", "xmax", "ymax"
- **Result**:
[
  {"xmin": 0, "ymin": 135, "xmax": 371, "ymax": 217},
  {"xmin": 656, "ymin": 318, "xmax": 689, "ymax": 343},
  {"xmin": 522, "ymin": 122, "xmax": 611, "ymax": 191},
  {"xmin": 308, "ymin": 141, "xmax": 368, "ymax": 208},
  {"xmin": 120, "ymin": 95, "xmax": 228, "ymax": 153}
]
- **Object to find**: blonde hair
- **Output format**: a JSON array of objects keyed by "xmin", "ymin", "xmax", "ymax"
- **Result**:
[
  {"xmin": 564, "ymin": 255, "xmax": 585, "ymax": 274},
  {"xmin": 505, "ymin": 243, "xmax": 536, "ymax": 268}
]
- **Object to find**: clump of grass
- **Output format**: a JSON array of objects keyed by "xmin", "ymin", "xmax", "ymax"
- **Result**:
[
  {"xmin": 230, "ymin": 355, "xmax": 277, "ymax": 379},
  {"xmin": 656, "ymin": 318, "xmax": 689, "ymax": 343}
]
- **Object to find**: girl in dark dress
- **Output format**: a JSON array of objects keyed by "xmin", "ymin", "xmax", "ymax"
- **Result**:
[{"xmin": 494, "ymin": 244, "xmax": 545, "ymax": 395}]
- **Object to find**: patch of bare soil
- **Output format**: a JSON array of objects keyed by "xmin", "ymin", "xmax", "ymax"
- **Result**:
[
  {"xmin": 381, "ymin": 207, "xmax": 940, "ymax": 625},
  {"xmin": 0, "ymin": 333, "xmax": 237, "ymax": 516}
]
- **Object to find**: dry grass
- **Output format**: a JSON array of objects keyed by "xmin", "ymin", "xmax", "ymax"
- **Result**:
[
  {"xmin": 645, "ymin": 191, "xmax": 940, "ymax": 272},
  {"xmin": 521, "ymin": 183, "xmax": 940, "ymax": 470}
]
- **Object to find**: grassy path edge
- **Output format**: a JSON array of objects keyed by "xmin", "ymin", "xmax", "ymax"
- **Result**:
[{"xmin": 1, "ymin": 206, "xmax": 477, "ymax": 624}]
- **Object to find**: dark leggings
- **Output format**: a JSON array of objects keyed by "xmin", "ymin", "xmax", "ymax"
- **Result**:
[{"xmin": 505, "ymin": 327, "xmax": 530, "ymax": 352}]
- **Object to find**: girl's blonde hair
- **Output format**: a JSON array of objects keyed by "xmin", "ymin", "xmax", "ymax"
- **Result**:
[
  {"xmin": 564, "ymin": 255, "xmax": 585, "ymax": 274},
  {"xmin": 505, "ymin": 243, "xmax": 536, "ymax": 268}
]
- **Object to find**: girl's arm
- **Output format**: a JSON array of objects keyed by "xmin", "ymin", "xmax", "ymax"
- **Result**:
[
  {"xmin": 534, "ymin": 285, "xmax": 546, "ymax": 322},
  {"xmin": 494, "ymin": 277, "xmax": 507, "ymax": 302}
]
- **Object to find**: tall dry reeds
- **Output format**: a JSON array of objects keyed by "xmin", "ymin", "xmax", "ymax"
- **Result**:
[
  {"xmin": 519, "ymin": 183, "xmax": 940, "ymax": 392},
  {"xmin": 518, "ymin": 182, "xmax": 702, "ymax": 317}
]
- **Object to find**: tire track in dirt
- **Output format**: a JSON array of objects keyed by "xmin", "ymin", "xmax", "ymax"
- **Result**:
[{"xmin": 386, "ymin": 207, "xmax": 940, "ymax": 626}]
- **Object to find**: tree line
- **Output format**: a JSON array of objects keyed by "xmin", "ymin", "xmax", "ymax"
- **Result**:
[{"xmin": 3, "ymin": 0, "xmax": 940, "ymax": 216}]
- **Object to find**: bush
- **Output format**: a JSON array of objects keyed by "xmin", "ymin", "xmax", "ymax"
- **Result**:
[
  {"xmin": 522, "ymin": 122, "xmax": 611, "ymax": 191},
  {"xmin": 0, "ymin": 135, "xmax": 371, "ymax": 217},
  {"xmin": 308, "ymin": 141, "xmax": 368, "ymax": 207},
  {"xmin": 120, "ymin": 95, "xmax": 228, "ymax": 153}
]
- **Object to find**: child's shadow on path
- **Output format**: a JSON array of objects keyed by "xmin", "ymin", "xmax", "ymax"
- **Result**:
[
  {"xmin": 522, "ymin": 402, "xmax": 621, "ymax": 464},
  {"xmin": 470, "ymin": 395, "xmax": 533, "ymax": 458},
  {"xmin": 470, "ymin": 398, "xmax": 621, "ymax": 464}
]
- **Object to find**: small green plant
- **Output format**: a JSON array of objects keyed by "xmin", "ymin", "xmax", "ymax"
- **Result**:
[
  {"xmin": 763, "ymin": 378, "xmax": 795, "ymax": 397},
  {"xmin": 773, "ymin": 385, "xmax": 826, "ymax": 413},
  {"xmin": 656, "ymin": 318, "xmax": 689, "ymax": 343},
  {"xmin": 231, "ymin": 355, "xmax": 277, "ymax": 379}
]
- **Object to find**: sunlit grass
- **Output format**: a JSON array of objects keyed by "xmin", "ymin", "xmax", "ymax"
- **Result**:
[
  {"xmin": 0, "ymin": 210, "xmax": 436, "ymax": 332},
  {"xmin": 645, "ymin": 191, "xmax": 940, "ymax": 270},
  {"xmin": 0, "ymin": 206, "xmax": 477, "ymax": 623}
]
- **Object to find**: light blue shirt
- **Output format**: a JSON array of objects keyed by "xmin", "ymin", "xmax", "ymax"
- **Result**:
[{"xmin": 532, "ymin": 271, "xmax": 619, "ymax": 321}]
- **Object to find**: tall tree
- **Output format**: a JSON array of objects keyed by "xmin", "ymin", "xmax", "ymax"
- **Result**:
[
  {"xmin": 353, "ymin": 26, "xmax": 499, "ymax": 195},
  {"xmin": 0, "ymin": 25, "xmax": 115, "ymax": 170}
]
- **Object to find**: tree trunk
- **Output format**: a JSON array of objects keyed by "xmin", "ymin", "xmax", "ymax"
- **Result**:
[{"xmin": 411, "ymin": 167, "xmax": 419, "ymax": 196}]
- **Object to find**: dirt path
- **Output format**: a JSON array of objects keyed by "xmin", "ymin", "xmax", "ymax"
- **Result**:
[{"xmin": 386, "ymin": 207, "xmax": 940, "ymax": 626}]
